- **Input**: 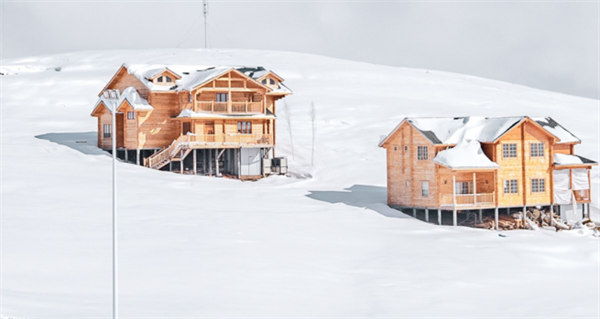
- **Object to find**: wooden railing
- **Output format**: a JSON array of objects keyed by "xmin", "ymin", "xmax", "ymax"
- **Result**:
[
  {"xmin": 196, "ymin": 101, "xmax": 262, "ymax": 113},
  {"xmin": 144, "ymin": 135, "xmax": 189, "ymax": 169},
  {"xmin": 186, "ymin": 133, "xmax": 272, "ymax": 146},
  {"xmin": 440, "ymin": 193, "xmax": 495, "ymax": 207}
]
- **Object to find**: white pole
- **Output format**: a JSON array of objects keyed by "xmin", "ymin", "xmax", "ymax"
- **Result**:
[{"xmin": 111, "ymin": 108, "xmax": 118, "ymax": 319}]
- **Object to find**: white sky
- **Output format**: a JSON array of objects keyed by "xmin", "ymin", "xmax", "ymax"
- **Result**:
[{"xmin": 1, "ymin": 0, "xmax": 598, "ymax": 99}]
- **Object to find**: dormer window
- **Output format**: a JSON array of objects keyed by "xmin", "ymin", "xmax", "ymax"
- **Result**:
[
  {"xmin": 156, "ymin": 75, "xmax": 173, "ymax": 84},
  {"xmin": 269, "ymin": 78, "xmax": 275, "ymax": 85}
]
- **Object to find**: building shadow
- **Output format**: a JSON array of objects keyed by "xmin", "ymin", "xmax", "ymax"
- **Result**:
[
  {"xmin": 35, "ymin": 132, "xmax": 107, "ymax": 155},
  {"xmin": 306, "ymin": 184, "xmax": 409, "ymax": 219}
]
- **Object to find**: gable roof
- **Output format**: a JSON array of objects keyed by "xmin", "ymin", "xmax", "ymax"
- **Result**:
[
  {"xmin": 379, "ymin": 116, "xmax": 575, "ymax": 147},
  {"xmin": 91, "ymin": 86, "xmax": 153, "ymax": 116},
  {"xmin": 143, "ymin": 67, "xmax": 182, "ymax": 80},
  {"xmin": 533, "ymin": 117, "xmax": 580, "ymax": 144}
]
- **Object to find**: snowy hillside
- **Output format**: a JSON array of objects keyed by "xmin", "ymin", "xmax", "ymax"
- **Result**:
[{"xmin": 1, "ymin": 49, "xmax": 599, "ymax": 318}]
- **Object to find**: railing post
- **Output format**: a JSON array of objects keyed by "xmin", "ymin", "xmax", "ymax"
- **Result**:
[
  {"xmin": 211, "ymin": 101, "xmax": 214, "ymax": 113},
  {"xmin": 452, "ymin": 175, "xmax": 457, "ymax": 208},
  {"xmin": 473, "ymin": 172, "xmax": 477, "ymax": 205}
]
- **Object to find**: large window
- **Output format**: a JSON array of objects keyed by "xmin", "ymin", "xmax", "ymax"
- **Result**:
[
  {"xmin": 216, "ymin": 93, "xmax": 228, "ymax": 102},
  {"xmin": 532, "ymin": 178, "xmax": 545, "ymax": 192},
  {"xmin": 421, "ymin": 181, "xmax": 429, "ymax": 197},
  {"xmin": 503, "ymin": 179, "xmax": 518, "ymax": 194},
  {"xmin": 503, "ymin": 143, "xmax": 517, "ymax": 158},
  {"xmin": 530, "ymin": 143, "xmax": 544, "ymax": 157},
  {"xmin": 455, "ymin": 181, "xmax": 473, "ymax": 195},
  {"xmin": 127, "ymin": 111, "xmax": 135, "ymax": 120},
  {"xmin": 417, "ymin": 146, "xmax": 428, "ymax": 160},
  {"xmin": 238, "ymin": 121, "xmax": 252, "ymax": 134},
  {"xmin": 103, "ymin": 124, "xmax": 111, "ymax": 138}
]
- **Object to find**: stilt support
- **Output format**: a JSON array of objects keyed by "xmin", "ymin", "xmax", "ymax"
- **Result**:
[
  {"xmin": 453, "ymin": 209, "xmax": 457, "ymax": 226},
  {"xmin": 494, "ymin": 207, "xmax": 499, "ymax": 230},
  {"xmin": 136, "ymin": 149, "xmax": 140, "ymax": 165},
  {"xmin": 412, "ymin": 208, "xmax": 416, "ymax": 218},
  {"xmin": 193, "ymin": 149, "xmax": 197, "ymax": 175},
  {"xmin": 437, "ymin": 209, "xmax": 442, "ymax": 225},
  {"xmin": 478, "ymin": 209, "xmax": 483, "ymax": 223},
  {"xmin": 425, "ymin": 209, "xmax": 429, "ymax": 222}
]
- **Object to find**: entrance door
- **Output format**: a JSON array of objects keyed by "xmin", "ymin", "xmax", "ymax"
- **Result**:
[
  {"xmin": 182, "ymin": 122, "xmax": 191, "ymax": 135},
  {"xmin": 240, "ymin": 148, "xmax": 261, "ymax": 176},
  {"xmin": 116, "ymin": 113, "xmax": 124, "ymax": 148}
]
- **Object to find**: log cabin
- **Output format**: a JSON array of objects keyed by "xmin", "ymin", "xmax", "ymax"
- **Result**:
[
  {"xmin": 91, "ymin": 64, "xmax": 291, "ymax": 179},
  {"xmin": 379, "ymin": 116, "xmax": 596, "ymax": 227}
]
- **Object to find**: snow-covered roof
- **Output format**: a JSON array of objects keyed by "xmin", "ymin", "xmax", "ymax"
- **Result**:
[
  {"xmin": 433, "ymin": 139, "xmax": 499, "ymax": 170},
  {"xmin": 94, "ymin": 86, "xmax": 153, "ymax": 114},
  {"xmin": 121, "ymin": 64, "xmax": 288, "ymax": 93},
  {"xmin": 553, "ymin": 153, "xmax": 597, "ymax": 166},
  {"xmin": 533, "ymin": 117, "xmax": 580, "ymax": 144},
  {"xmin": 176, "ymin": 109, "xmax": 276, "ymax": 119},
  {"xmin": 408, "ymin": 116, "xmax": 524, "ymax": 144}
]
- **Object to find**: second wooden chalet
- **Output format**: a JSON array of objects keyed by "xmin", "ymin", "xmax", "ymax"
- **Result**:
[
  {"xmin": 91, "ymin": 64, "xmax": 291, "ymax": 179},
  {"xmin": 379, "ymin": 116, "xmax": 596, "ymax": 226}
]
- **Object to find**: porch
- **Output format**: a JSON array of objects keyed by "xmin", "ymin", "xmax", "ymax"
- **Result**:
[
  {"xmin": 195, "ymin": 101, "xmax": 264, "ymax": 114},
  {"xmin": 438, "ymin": 170, "xmax": 497, "ymax": 209}
]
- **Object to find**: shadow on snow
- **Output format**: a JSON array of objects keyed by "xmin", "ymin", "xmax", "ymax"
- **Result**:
[
  {"xmin": 306, "ymin": 184, "xmax": 409, "ymax": 219},
  {"xmin": 35, "ymin": 131, "xmax": 107, "ymax": 156}
]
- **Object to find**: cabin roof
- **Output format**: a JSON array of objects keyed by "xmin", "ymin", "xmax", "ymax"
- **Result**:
[
  {"xmin": 379, "ymin": 116, "xmax": 578, "ymax": 147},
  {"xmin": 553, "ymin": 153, "xmax": 597, "ymax": 166},
  {"xmin": 433, "ymin": 139, "xmax": 499, "ymax": 170},
  {"xmin": 91, "ymin": 86, "xmax": 153, "ymax": 115},
  {"xmin": 120, "ymin": 64, "xmax": 290, "ymax": 94}
]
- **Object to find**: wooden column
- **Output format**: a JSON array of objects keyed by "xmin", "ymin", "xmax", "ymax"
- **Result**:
[
  {"xmin": 425, "ymin": 209, "xmax": 429, "ymax": 222},
  {"xmin": 437, "ymin": 209, "xmax": 442, "ymax": 225},
  {"xmin": 453, "ymin": 209, "xmax": 457, "ymax": 226},
  {"xmin": 473, "ymin": 172, "xmax": 477, "ymax": 205},
  {"xmin": 452, "ymin": 175, "xmax": 457, "ymax": 207},
  {"xmin": 494, "ymin": 207, "xmax": 499, "ymax": 230}
]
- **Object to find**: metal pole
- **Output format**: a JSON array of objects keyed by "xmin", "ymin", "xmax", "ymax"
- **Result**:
[{"xmin": 111, "ymin": 108, "xmax": 118, "ymax": 319}]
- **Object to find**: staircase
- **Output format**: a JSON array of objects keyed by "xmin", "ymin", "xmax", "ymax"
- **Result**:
[{"xmin": 144, "ymin": 135, "xmax": 190, "ymax": 170}]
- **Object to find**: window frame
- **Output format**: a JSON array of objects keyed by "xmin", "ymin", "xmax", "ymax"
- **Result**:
[
  {"xmin": 127, "ymin": 111, "xmax": 135, "ymax": 120},
  {"xmin": 502, "ymin": 143, "xmax": 517, "ymax": 158},
  {"xmin": 421, "ymin": 181, "xmax": 429, "ymax": 197},
  {"xmin": 237, "ymin": 121, "xmax": 252, "ymax": 134},
  {"xmin": 530, "ymin": 142, "xmax": 544, "ymax": 157},
  {"xmin": 455, "ymin": 181, "xmax": 472, "ymax": 195},
  {"xmin": 103, "ymin": 124, "xmax": 111, "ymax": 138},
  {"xmin": 216, "ymin": 93, "xmax": 228, "ymax": 102},
  {"xmin": 417, "ymin": 146, "xmax": 428, "ymax": 160},
  {"xmin": 503, "ymin": 179, "xmax": 518, "ymax": 194},
  {"xmin": 531, "ymin": 178, "xmax": 545, "ymax": 193}
]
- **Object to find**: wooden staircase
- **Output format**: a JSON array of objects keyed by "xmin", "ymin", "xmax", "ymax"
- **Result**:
[{"xmin": 144, "ymin": 135, "xmax": 190, "ymax": 170}]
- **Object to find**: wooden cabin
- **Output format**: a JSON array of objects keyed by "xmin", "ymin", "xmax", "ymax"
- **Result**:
[
  {"xmin": 379, "ymin": 116, "xmax": 596, "ymax": 226},
  {"xmin": 91, "ymin": 64, "xmax": 291, "ymax": 179}
]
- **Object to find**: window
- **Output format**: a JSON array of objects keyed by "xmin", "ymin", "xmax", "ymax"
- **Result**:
[
  {"xmin": 502, "ymin": 143, "xmax": 517, "ymax": 158},
  {"xmin": 532, "ymin": 178, "xmax": 545, "ymax": 192},
  {"xmin": 404, "ymin": 145, "xmax": 408, "ymax": 151},
  {"xmin": 216, "ymin": 93, "xmax": 228, "ymax": 102},
  {"xmin": 165, "ymin": 76, "xmax": 172, "ymax": 83},
  {"xmin": 417, "ymin": 146, "xmax": 428, "ymax": 160},
  {"xmin": 530, "ymin": 143, "xmax": 544, "ymax": 157},
  {"xmin": 393, "ymin": 146, "xmax": 398, "ymax": 151},
  {"xmin": 455, "ymin": 182, "xmax": 472, "ymax": 195},
  {"xmin": 269, "ymin": 78, "xmax": 275, "ymax": 85},
  {"xmin": 421, "ymin": 181, "xmax": 429, "ymax": 197},
  {"xmin": 261, "ymin": 79, "xmax": 267, "ymax": 84},
  {"xmin": 127, "ymin": 111, "xmax": 135, "ymax": 120},
  {"xmin": 503, "ymin": 179, "xmax": 518, "ymax": 194},
  {"xmin": 103, "ymin": 124, "xmax": 111, "ymax": 138},
  {"xmin": 238, "ymin": 121, "xmax": 252, "ymax": 134},
  {"xmin": 157, "ymin": 76, "xmax": 163, "ymax": 83}
]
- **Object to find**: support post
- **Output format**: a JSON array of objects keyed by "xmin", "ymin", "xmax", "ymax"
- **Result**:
[
  {"xmin": 478, "ymin": 209, "xmax": 483, "ymax": 223},
  {"xmin": 215, "ymin": 149, "xmax": 220, "ymax": 176},
  {"xmin": 437, "ymin": 209, "xmax": 442, "ymax": 225},
  {"xmin": 136, "ymin": 149, "xmax": 140, "ymax": 165},
  {"xmin": 180, "ymin": 149, "xmax": 184, "ymax": 174},
  {"xmin": 412, "ymin": 208, "xmax": 416, "ymax": 218},
  {"xmin": 453, "ymin": 209, "xmax": 457, "ymax": 226},
  {"xmin": 473, "ymin": 172, "xmax": 477, "ymax": 205},
  {"xmin": 522, "ymin": 206, "xmax": 526, "ymax": 221},
  {"xmin": 124, "ymin": 149, "xmax": 128, "ymax": 162},
  {"xmin": 425, "ymin": 209, "xmax": 429, "ymax": 222},
  {"xmin": 193, "ymin": 149, "xmax": 197, "ymax": 175},
  {"xmin": 549, "ymin": 205, "xmax": 554, "ymax": 226},
  {"xmin": 494, "ymin": 207, "xmax": 499, "ymax": 230},
  {"xmin": 169, "ymin": 161, "xmax": 172, "ymax": 172}
]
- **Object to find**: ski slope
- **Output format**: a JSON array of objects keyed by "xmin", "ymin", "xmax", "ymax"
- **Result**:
[{"xmin": 1, "ymin": 49, "xmax": 599, "ymax": 318}]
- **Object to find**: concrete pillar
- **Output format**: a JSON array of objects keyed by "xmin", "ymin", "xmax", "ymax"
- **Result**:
[
  {"xmin": 549, "ymin": 205, "xmax": 554, "ymax": 226},
  {"xmin": 412, "ymin": 208, "xmax": 416, "ymax": 218},
  {"xmin": 453, "ymin": 209, "xmax": 457, "ymax": 226},
  {"xmin": 437, "ymin": 209, "xmax": 442, "ymax": 225},
  {"xmin": 494, "ymin": 207, "xmax": 499, "ymax": 230},
  {"xmin": 478, "ymin": 209, "xmax": 483, "ymax": 223},
  {"xmin": 136, "ymin": 149, "xmax": 140, "ymax": 165},
  {"xmin": 425, "ymin": 209, "xmax": 429, "ymax": 222},
  {"xmin": 124, "ymin": 149, "xmax": 128, "ymax": 162},
  {"xmin": 522, "ymin": 206, "xmax": 526, "ymax": 221},
  {"xmin": 193, "ymin": 149, "xmax": 197, "ymax": 175}
]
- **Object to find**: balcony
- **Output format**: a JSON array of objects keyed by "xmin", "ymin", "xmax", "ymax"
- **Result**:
[
  {"xmin": 195, "ymin": 101, "xmax": 263, "ymax": 114},
  {"xmin": 440, "ymin": 193, "xmax": 495, "ymax": 208},
  {"xmin": 182, "ymin": 133, "xmax": 273, "ymax": 148}
]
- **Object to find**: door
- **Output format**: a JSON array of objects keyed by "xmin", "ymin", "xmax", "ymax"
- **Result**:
[
  {"xmin": 116, "ymin": 113, "xmax": 124, "ymax": 148},
  {"xmin": 240, "ymin": 148, "xmax": 261, "ymax": 176},
  {"xmin": 182, "ymin": 122, "xmax": 191, "ymax": 135}
]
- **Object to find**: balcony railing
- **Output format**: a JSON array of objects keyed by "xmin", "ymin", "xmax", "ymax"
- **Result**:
[
  {"xmin": 440, "ymin": 193, "xmax": 495, "ymax": 207},
  {"xmin": 184, "ymin": 133, "xmax": 273, "ymax": 146},
  {"xmin": 196, "ymin": 101, "xmax": 263, "ymax": 114}
]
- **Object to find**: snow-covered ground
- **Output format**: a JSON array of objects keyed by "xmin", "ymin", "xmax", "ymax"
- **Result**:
[{"xmin": 1, "ymin": 49, "xmax": 598, "ymax": 318}]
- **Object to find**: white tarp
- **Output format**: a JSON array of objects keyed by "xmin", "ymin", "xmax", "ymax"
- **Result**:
[
  {"xmin": 572, "ymin": 168, "xmax": 589, "ymax": 190},
  {"xmin": 553, "ymin": 170, "xmax": 571, "ymax": 204},
  {"xmin": 560, "ymin": 203, "xmax": 583, "ymax": 224}
]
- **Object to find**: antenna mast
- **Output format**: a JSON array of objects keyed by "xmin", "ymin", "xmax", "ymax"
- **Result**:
[{"xmin": 203, "ymin": 0, "xmax": 208, "ymax": 48}]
